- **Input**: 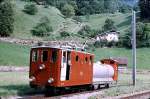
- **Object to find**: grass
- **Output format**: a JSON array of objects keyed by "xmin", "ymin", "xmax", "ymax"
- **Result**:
[
  {"xmin": 0, "ymin": 72, "xmax": 40, "ymax": 97},
  {"xmin": 89, "ymin": 47, "xmax": 150, "ymax": 69},
  {"xmin": 0, "ymin": 72, "xmax": 29, "ymax": 96},
  {"xmin": 0, "ymin": 42, "xmax": 150, "ymax": 69},
  {"xmin": 0, "ymin": 71, "xmax": 150, "ymax": 98},
  {"xmin": 0, "ymin": 42, "xmax": 30, "ymax": 66},
  {"xmin": 90, "ymin": 71, "xmax": 150, "ymax": 99}
]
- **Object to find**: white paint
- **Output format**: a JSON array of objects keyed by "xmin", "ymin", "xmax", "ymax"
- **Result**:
[
  {"xmin": 60, "ymin": 50, "xmax": 67, "ymax": 81},
  {"xmin": 96, "ymin": 32, "xmax": 119, "ymax": 42},
  {"xmin": 93, "ymin": 61, "xmax": 114, "ymax": 82}
]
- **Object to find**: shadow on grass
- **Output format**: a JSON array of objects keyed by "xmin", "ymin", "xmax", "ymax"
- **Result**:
[{"xmin": 0, "ymin": 84, "xmax": 44, "ymax": 96}]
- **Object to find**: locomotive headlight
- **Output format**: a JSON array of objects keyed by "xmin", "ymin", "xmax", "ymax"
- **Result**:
[
  {"xmin": 48, "ymin": 78, "xmax": 54, "ymax": 83},
  {"xmin": 39, "ymin": 64, "xmax": 45, "ymax": 70},
  {"xmin": 29, "ymin": 76, "xmax": 35, "ymax": 82}
]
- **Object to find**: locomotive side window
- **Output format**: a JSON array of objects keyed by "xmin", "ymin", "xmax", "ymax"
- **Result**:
[
  {"xmin": 90, "ymin": 56, "xmax": 93, "ymax": 62},
  {"xmin": 32, "ymin": 50, "xmax": 38, "ymax": 62},
  {"xmin": 85, "ymin": 57, "xmax": 88, "ymax": 62},
  {"xmin": 42, "ymin": 50, "xmax": 48, "ymax": 62},
  {"xmin": 76, "ymin": 55, "xmax": 79, "ymax": 62},
  {"xmin": 51, "ymin": 50, "xmax": 57, "ymax": 62}
]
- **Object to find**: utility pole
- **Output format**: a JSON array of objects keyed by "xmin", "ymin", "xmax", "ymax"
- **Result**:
[{"xmin": 132, "ymin": 10, "xmax": 136, "ymax": 86}]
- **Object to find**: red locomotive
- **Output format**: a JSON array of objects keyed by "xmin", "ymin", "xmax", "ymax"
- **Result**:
[{"xmin": 29, "ymin": 45, "xmax": 118, "ymax": 95}]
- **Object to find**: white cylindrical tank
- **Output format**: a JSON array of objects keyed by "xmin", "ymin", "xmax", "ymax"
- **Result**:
[{"xmin": 93, "ymin": 61, "xmax": 114, "ymax": 78}]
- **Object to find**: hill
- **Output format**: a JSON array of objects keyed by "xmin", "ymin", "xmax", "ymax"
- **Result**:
[
  {"xmin": 11, "ymin": 0, "xmax": 132, "ymax": 39},
  {"xmin": 12, "ymin": 0, "xmax": 82, "ymax": 39},
  {"xmin": 80, "ymin": 13, "xmax": 131, "ymax": 35}
]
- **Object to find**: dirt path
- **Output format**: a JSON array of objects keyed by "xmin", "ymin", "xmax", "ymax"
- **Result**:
[
  {"xmin": 0, "ymin": 66, "xmax": 29, "ymax": 72},
  {"xmin": 0, "ymin": 37, "xmax": 39, "ymax": 46}
]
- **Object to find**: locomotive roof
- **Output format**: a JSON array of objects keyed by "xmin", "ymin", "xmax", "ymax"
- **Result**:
[{"xmin": 31, "ymin": 45, "xmax": 94, "ymax": 55}]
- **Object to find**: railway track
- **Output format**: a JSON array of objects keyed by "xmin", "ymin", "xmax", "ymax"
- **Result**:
[
  {"xmin": 17, "ymin": 89, "xmax": 104, "ymax": 99},
  {"xmin": 17, "ymin": 89, "xmax": 150, "ymax": 99},
  {"xmin": 112, "ymin": 90, "xmax": 150, "ymax": 99}
]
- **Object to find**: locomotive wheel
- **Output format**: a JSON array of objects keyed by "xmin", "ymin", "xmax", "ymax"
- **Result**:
[
  {"xmin": 30, "ymin": 83, "xmax": 38, "ymax": 89},
  {"xmin": 45, "ymin": 86, "xmax": 60, "ymax": 96}
]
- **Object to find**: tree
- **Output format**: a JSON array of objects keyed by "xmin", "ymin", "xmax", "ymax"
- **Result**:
[
  {"xmin": 139, "ymin": 0, "xmax": 150, "ymax": 19},
  {"xmin": 102, "ymin": 18, "xmax": 116, "ymax": 32},
  {"xmin": 78, "ymin": 25, "xmax": 100, "ymax": 38},
  {"xmin": 23, "ymin": 3, "xmax": 38, "ymax": 15},
  {"xmin": 31, "ymin": 16, "xmax": 53, "ymax": 37},
  {"xmin": 0, "ymin": 0, "xmax": 14, "ymax": 37},
  {"xmin": 123, "ymin": 22, "xmax": 150, "ymax": 48},
  {"xmin": 104, "ymin": 0, "xmax": 118, "ymax": 13},
  {"xmin": 61, "ymin": 4, "xmax": 75, "ymax": 18}
]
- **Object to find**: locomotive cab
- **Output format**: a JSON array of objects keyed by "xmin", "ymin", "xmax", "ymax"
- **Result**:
[
  {"xmin": 29, "ymin": 46, "xmax": 61, "ymax": 88},
  {"xmin": 29, "ymin": 46, "xmax": 94, "ymax": 88}
]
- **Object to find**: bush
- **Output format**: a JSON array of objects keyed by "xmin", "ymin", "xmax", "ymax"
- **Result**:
[
  {"xmin": 31, "ymin": 16, "xmax": 53, "ymax": 37},
  {"xmin": 0, "ymin": 0, "xmax": 14, "ymax": 37},
  {"xmin": 122, "ymin": 22, "xmax": 150, "ymax": 48},
  {"xmin": 61, "ymin": 4, "xmax": 75, "ymax": 18},
  {"xmin": 23, "ymin": 3, "xmax": 38, "ymax": 15},
  {"xmin": 60, "ymin": 31, "xmax": 70, "ymax": 37},
  {"xmin": 102, "ymin": 18, "xmax": 116, "ymax": 32},
  {"xmin": 78, "ymin": 25, "xmax": 101, "ymax": 38}
]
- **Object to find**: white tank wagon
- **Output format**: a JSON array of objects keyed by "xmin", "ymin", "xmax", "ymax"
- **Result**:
[{"xmin": 93, "ymin": 59, "xmax": 118, "ymax": 84}]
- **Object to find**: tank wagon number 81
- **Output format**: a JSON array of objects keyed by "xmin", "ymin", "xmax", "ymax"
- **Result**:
[{"xmin": 29, "ymin": 46, "xmax": 118, "ymax": 95}]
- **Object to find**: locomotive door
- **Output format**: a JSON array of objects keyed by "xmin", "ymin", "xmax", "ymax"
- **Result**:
[
  {"xmin": 38, "ymin": 49, "xmax": 50, "ymax": 85},
  {"xmin": 60, "ymin": 50, "xmax": 71, "ymax": 81}
]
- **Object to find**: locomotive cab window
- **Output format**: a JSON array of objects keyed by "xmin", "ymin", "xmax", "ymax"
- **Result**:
[
  {"xmin": 110, "ymin": 61, "xmax": 114, "ymax": 64},
  {"xmin": 51, "ymin": 50, "xmax": 57, "ymax": 62},
  {"xmin": 42, "ymin": 50, "xmax": 48, "ymax": 62},
  {"xmin": 32, "ymin": 50, "xmax": 38, "ymax": 62}
]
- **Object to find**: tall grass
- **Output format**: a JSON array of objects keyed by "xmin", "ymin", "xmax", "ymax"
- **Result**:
[
  {"xmin": 0, "ymin": 42, "xmax": 30, "ymax": 66},
  {"xmin": 89, "ymin": 47, "xmax": 150, "ymax": 69}
]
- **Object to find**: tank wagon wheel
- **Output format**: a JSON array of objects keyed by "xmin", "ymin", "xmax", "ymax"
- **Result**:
[
  {"xmin": 91, "ymin": 84, "xmax": 102, "ymax": 90},
  {"xmin": 98, "ymin": 84, "xmax": 101, "ymax": 89},
  {"xmin": 105, "ymin": 83, "xmax": 110, "ymax": 88}
]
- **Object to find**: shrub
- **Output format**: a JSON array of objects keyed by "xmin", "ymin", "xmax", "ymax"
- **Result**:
[
  {"xmin": 23, "ymin": 3, "xmax": 38, "ymax": 15},
  {"xmin": 78, "ymin": 25, "xmax": 100, "ymax": 38},
  {"xmin": 78, "ymin": 25, "xmax": 92, "ymax": 37},
  {"xmin": 0, "ymin": 0, "xmax": 14, "ymax": 37},
  {"xmin": 60, "ymin": 31, "xmax": 70, "ymax": 37},
  {"xmin": 31, "ymin": 16, "xmax": 53, "ymax": 37},
  {"xmin": 61, "ymin": 4, "xmax": 75, "ymax": 18},
  {"xmin": 102, "ymin": 18, "xmax": 116, "ymax": 32}
]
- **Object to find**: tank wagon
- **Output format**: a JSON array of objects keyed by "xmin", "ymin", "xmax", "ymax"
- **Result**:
[{"xmin": 29, "ymin": 45, "xmax": 118, "ymax": 94}]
